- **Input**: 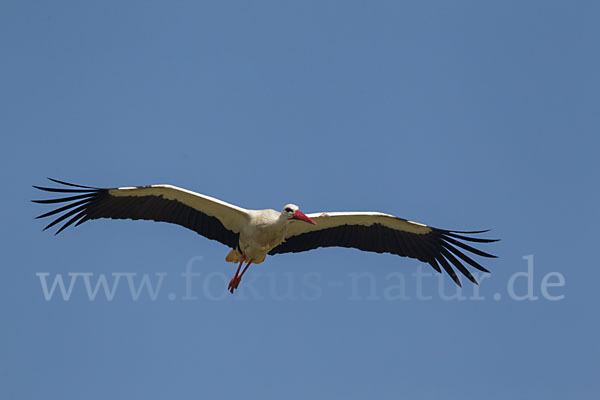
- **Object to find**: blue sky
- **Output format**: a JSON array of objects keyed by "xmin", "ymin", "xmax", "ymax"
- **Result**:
[{"xmin": 1, "ymin": 1, "xmax": 598, "ymax": 398}]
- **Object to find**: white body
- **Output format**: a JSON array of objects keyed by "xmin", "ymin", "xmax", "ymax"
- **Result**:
[{"xmin": 234, "ymin": 209, "xmax": 289, "ymax": 263}]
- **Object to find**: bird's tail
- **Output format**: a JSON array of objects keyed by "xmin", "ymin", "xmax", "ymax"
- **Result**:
[{"xmin": 225, "ymin": 248, "xmax": 243, "ymax": 263}]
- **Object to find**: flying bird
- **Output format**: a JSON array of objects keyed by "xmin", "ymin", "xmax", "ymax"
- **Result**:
[{"xmin": 33, "ymin": 178, "xmax": 498, "ymax": 293}]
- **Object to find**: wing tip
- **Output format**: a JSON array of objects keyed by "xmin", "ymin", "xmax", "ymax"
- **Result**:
[{"xmin": 47, "ymin": 177, "xmax": 98, "ymax": 189}]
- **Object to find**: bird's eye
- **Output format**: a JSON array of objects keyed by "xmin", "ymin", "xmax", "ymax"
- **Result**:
[{"xmin": 285, "ymin": 207, "xmax": 292, "ymax": 213}]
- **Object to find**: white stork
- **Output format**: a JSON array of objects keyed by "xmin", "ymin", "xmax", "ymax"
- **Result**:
[{"xmin": 33, "ymin": 178, "xmax": 497, "ymax": 293}]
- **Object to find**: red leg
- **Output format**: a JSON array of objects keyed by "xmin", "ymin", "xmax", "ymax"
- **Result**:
[
  {"xmin": 234, "ymin": 259, "xmax": 243, "ymax": 276},
  {"xmin": 228, "ymin": 259, "xmax": 253, "ymax": 294},
  {"xmin": 228, "ymin": 259, "xmax": 244, "ymax": 294},
  {"xmin": 239, "ymin": 260, "xmax": 253, "ymax": 279}
]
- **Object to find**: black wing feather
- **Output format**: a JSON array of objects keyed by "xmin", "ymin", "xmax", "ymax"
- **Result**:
[{"xmin": 269, "ymin": 221, "xmax": 498, "ymax": 287}]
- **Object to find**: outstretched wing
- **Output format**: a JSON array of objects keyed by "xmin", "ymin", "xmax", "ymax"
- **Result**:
[
  {"xmin": 269, "ymin": 211, "xmax": 498, "ymax": 287},
  {"xmin": 33, "ymin": 178, "xmax": 250, "ymax": 249}
]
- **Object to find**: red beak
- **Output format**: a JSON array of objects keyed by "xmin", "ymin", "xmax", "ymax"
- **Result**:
[{"xmin": 293, "ymin": 210, "xmax": 317, "ymax": 225}]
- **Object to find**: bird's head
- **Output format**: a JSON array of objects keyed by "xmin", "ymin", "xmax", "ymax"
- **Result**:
[{"xmin": 281, "ymin": 204, "xmax": 316, "ymax": 225}]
